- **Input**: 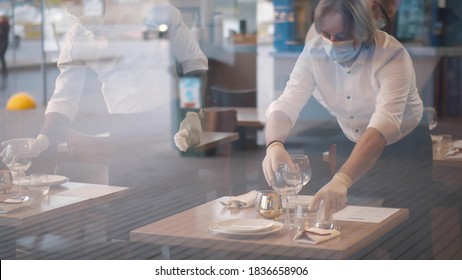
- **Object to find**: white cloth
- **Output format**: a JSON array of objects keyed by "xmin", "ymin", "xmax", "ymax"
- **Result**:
[
  {"xmin": 46, "ymin": 2, "xmax": 207, "ymax": 121},
  {"xmin": 221, "ymin": 190, "xmax": 258, "ymax": 208},
  {"xmin": 266, "ymin": 30, "xmax": 422, "ymax": 145},
  {"xmin": 293, "ymin": 227, "xmax": 341, "ymax": 245}
]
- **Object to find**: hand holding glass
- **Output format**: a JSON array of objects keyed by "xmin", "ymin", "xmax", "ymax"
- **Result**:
[{"xmin": 271, "ymin": 155, "xmax": 311, "ymax": 228}]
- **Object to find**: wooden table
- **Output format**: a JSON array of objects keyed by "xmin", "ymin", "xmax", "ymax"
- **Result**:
[
  {"xmin": 195, "ymin": 132, "xmax": 239, "ymax": 152},
  {"xmin": 205, "ymin": 107, "xmax": 266, "ymax": 129},
  {"xmin": 0, "ymin": 182, "xmax": 129, "ymax": 259},
  {"xmin": 130, "ymin": 196, "xmax": 409, "ymax": 259},
  {"xmin": 432, "ymin": 139, "xmax": 462, "ymax": 186}
]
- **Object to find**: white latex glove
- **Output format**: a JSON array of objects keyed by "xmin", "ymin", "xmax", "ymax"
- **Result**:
[
  {"xmin": 174, "ymin": 112, "xmax": 203, "ymax": 152},
  {"xmin": 309, "ymin": 173, "xmax": 352, "ymax": 225},
  {"xmin": 262, "ymin": 142, "xmax": 294, "ymax": 185},
  {"xmin": 1, "ymin": 135, "xmax": 49, "ymax": 164}
]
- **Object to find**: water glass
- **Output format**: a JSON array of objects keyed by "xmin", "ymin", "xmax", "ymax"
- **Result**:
[
  {"xmin": 255, "ymin": 190, "xmax": 274, "ymax": 212},
  {"xmin": 285, "ymin": 193, "xmax": 298, "ymax": 226},
  {"xmin": 295, "ymin": 200, "xmax": 313, "ymax": 231},
  {"xmin": 28, "ymin": 173, "xmax": 50, "ymax": 196},
  {"xmin": 0, "ymin": 170, "xmax": 13, "ymax": 194},
  {"xmin": 256, "ymin": 190, "xmax": 282, "ymax": 220}
]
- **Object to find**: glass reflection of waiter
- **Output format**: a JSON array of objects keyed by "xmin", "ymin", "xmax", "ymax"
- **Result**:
[
  {"xmin": 2, "ymin": 0, "xmax": 207, "ymax": 170},
  {"xmin": 1, "ymin": 0, "xmax": 208, "ymax": 238}
]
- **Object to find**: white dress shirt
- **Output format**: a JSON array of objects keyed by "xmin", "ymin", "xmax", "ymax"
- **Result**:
[
  {"xmin": 46, "ymin": 3, "xmax": 207, "ymax": 121},
  {"xmin": 267, "ymin": 30, "xmax": 423, "ymax": 145}
]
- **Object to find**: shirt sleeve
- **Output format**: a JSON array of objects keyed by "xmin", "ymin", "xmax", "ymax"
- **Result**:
[
  {"xmin": 166, "ymin": 5, "xmax": 208, "ymax": 74},
  {"xmin": 367, "ymin": 44, "xmax": 417, "ymax": 144},
  {"xmin": 266, "ymin": 45, "xmax": 316, "ymax": 127},
  {"xmin": 45, "ymin": 29, "xmax": 87, "ymax": 122}
]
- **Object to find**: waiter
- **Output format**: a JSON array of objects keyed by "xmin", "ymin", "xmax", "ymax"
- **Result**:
[{"xmin": 262, "ymin": 0, "xmax": 432, "ymax": 258}]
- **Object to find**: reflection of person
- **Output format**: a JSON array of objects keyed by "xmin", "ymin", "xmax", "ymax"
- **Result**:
[
  {"xmin": 262, "ymin": 0, "xmax": 432, "ymax": 258},
  {"xmin": 1, "ymin": 0, "xmax": 208, "ymax": 240},
  {"xmin": 0, "ymin": 15, "xmax": 10, "ymax": 76},
  {"xmin": 2, "ymin": 0, "xmax": 207, "ymax": 160}
]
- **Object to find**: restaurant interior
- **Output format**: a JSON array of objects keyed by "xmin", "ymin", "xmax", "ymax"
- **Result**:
[{"xmin": 0, "ymin": 0, "xmax": 461, "ymax": 260}]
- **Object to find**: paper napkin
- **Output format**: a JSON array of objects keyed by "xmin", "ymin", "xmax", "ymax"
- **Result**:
[
  {"xmin": 294, "ymin": 227, "xmax": 341, "ymax": 245},
  {"xmin": 221, "ymin": 190, "xmax": 258, "ymax": 208}
]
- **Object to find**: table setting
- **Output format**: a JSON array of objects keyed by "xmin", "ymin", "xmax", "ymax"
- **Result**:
[
  {"xmin": 0, "ymin": 138, "xmax": 69, "ymax": 213},
  {"xmin": 432, "ymin": 135, "xmax": 462, "ymax": 159},
  {"xmin": 210, "ymin": 154, "xmax": 343, "ymax": 245}
]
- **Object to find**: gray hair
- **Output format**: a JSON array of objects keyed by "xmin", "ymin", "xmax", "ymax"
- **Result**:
[{"xmin": 314, "ymin": 0, "xmax": 376, "ymax": 45}]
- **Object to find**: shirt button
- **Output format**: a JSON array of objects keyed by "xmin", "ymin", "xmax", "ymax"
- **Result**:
[
  {"xmin": 350, "ymin": 116, "xmax": 354, "ymax": 119},
  {"xmin": 355, "ymin": 129, "xmax": 359, "ymax": 133},
  {"xmin": 347, "ymin": 96, "xmax": 351, "ymax": 99},
  {"xmin": 347, "ymin": 70, "xmax": 351, "ymax": 74}
]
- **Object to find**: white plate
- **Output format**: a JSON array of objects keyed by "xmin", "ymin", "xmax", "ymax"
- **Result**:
[
  {"xmin": 217, "ymin": 218, "xmax": 274, "ymax": 233},
  {"xmin": 209, "ymin": 219, "xmax": 283, "ymax": 236},
  {"xmin": 16, "ymin": 175, "xmax": 69, "ymax": 186}
]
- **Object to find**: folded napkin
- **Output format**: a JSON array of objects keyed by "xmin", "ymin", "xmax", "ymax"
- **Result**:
[
  {"xmin": 453, "ymin": 140, "xmax": 462, "ymax": 149},
  {"xmin": 294, "ymin": 227, "xmax": 341, "ymax": 245},
  {"xmin": 446, "ymin": 152, "xmax": 462, "ymax": 159},
  {"xmin": 221, "ymin": 190, "xmax": 258, "ymax": 208},
  {"xmin": 0, "ymin": 200, "xmax": 33, "ymax": 214}
]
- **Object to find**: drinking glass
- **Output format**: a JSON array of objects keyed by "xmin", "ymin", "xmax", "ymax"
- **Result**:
[
  {"xmin": 291, "ymin": 155, "xmax": 312, "ymax": 189},
  {"xmin": 271, "ymin": 154, "xmax": 311, "ymax": 228},
  {"xmin": 295, "ymin": 200, "xmax": 313, "ymax": 231},
  {"xmin": 0, "ymin": 170, "xmax": 13, "ymax": 194},
  {"xmin": 314, "ymin": 199, "xmax": 338, "ymax": 230},
  {"xmin": 423, "ymin": 107, "xmax": 437, "ymax": 131},
  {"xmin": 256, "ymin": 190, "xmax": 282, "ymax": 220},
  {"xmin": 2, "ymin": 141, "xmax": 33, "ymax": 202},
  {"xmin": 28, "ymin": 173, "xmax": 50, "ymax": 196}
]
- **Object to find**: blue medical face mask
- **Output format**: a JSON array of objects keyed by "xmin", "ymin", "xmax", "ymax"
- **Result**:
[{"xmin": 322, "ymin": 37, "xmax": 361, "ymax": 63}]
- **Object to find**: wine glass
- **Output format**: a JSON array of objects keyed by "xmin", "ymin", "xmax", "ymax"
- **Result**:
[
  {"xmin": 423, "ymin": 107, "xmax": 437, "ymax": 131},
  {"xmin": 271, "ymin": 154, "xmax": 312, "ymax": 228},
  {"xmin": 0, "ymin": 170, "xmax": 13, "ymax": 194},
  {"xmin": 256, "ymin": 190, "xmax": 282, "ymax": 220},
  {"xmin": 2, "ymin": 140, "xmax": 34, "ymax": 202},
  {"xmin": 423, "ymin": 106, "xmax": 442, "ymax": 154}
]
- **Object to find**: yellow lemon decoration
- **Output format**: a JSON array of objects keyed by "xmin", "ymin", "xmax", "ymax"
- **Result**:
[{"xmin": 6, "ymin": 92, "xmax": 37, "ymax": 110}]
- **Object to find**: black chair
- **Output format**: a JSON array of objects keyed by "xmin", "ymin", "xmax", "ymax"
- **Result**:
[
  {"xmin": 203, "ymin": 109, "xmax": 238, "ymax": 156},
  {"xmin": 210, "ymin": 86, "xmax": 257, "ymax": 149},
  {"xmin": 210, "ymin": 86, "xmax": 256, "ymax": 108}
]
